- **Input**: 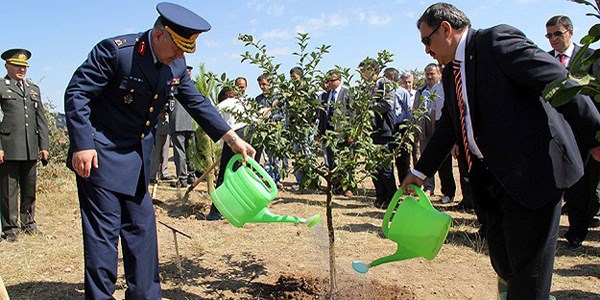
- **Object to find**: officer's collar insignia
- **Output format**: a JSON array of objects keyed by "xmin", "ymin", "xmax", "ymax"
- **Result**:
[
  {"xmin": 33, "ymin": 102, "xmax": 38, "ymax": 109},
  {"xmin": 30, "ymin": 90, "xmax": 38, "ymax": 98},
  {"xmin": 115, "ymin": 39, "xmax": 123, "ymax": 46},
  {"xmin": 170, "ymin": 77, "xmax": 180, "ymax": 85},
  {"xmin": 4, "ymin": 79, "xmax": 9, "ymax": 85},
  {"xmin": 123, "ymin": 94, "xmax": 134, "ymax": 104},
  {"xmin": 138, "ymin": 41, "xmax": 146, "ymax": 56}
]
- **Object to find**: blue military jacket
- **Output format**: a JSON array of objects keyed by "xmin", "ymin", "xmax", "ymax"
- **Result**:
[{"xmin": 65, "ymin": 30, "xmax": 230, "ymax": 196}]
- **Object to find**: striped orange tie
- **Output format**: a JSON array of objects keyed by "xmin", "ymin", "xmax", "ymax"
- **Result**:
[{"xmin": 452, "ymin": 60, "xmax": 473, "ymax": 171}]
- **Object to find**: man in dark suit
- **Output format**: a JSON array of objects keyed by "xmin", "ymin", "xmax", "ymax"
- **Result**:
[
  {"xmin": 546, "ymin": 15, "xmax": 600, "ymax": 249},
  {"xmin": 402, "ymin": 3, "xmax": 600, "ymax": 299},
  {"xmin": 318, "ymin": 69, "xmax": 354, "ymax": 196},
  {"xmin": 169, "ymin": 66, "xmax": 197, "ymax": 188},
  {"xmin": 0, "ymin": 49, "xmax": 49, "ymax": 242},
  {"xmin": 64, "ymin": 3, "xmax": 255, "ymax": 299}
]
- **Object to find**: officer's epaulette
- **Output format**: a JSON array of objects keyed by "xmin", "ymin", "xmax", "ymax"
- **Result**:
[
  {"xmin": 112, "ymin": 34, "xmax": 140, "ymax": 48},
  {"xmin": 25, "ymin": 78, "xmax": 38, "ymax": 87}
]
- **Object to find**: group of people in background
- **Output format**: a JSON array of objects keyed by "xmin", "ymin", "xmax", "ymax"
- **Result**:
[{"xmin": 0, "ymin": 1, "xmax": 599, "ymax": 299}]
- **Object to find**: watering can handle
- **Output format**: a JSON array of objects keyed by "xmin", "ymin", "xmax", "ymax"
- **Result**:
[
  {"xmin": 381, "ymin": 188, "xmax": 404, "ymax": 238},
  {"xmin": 226, "ymin": 154, "xmax": 278, "ymax": 199},
  {"xmin": 409, "ymin": 184, "xmax": 434, "ymax": 210}
]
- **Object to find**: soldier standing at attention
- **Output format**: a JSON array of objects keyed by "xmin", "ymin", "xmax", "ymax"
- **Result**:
[
  {"xmin": 0, "ymin": 48, "xmax": 49, "ymax": 242},
  {"xmin": 64, "ymin": 3, "xmax": 255, "ymax": 299}
]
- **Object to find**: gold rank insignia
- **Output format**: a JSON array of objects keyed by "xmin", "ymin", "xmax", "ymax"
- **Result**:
[{"xmin": 123, "ymin": 94, "xmax": 134, "ymax": 104}]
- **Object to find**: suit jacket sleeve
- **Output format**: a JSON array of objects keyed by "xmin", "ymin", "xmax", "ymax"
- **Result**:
[
  {"xmin": 64, "ymin": 39, "xmax": 118, "ymax": 151},
  {"xmin": 490, "ymin": 25, "xmax": 600, "ymax": 151}
]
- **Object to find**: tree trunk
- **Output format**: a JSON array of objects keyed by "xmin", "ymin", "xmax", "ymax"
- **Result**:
[
  {"xmin": 206, "ymin": 135, "xmax": 216, "ymax": 194},
  {"xmin": 325, "ymin": 180, "xmax": 337, "ymax": 299}
]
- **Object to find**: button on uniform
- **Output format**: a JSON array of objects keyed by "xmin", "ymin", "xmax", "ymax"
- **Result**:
[
  {"xmin": 154, "ymin": 94, "xmax": 158, "ymax": 100},
  {"xmin": 141, "ymin": 133, "xmax": 145, "ymax": 139},
  {"xmin": 149, "ymin": 107, "xmax": 154, "ymax": 113},
  {"xmin": 145, "ymin": 120, "xmax": 150, "ymax": 126}
]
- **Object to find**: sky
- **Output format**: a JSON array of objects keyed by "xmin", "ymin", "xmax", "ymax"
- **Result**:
[{"xmin": 1, "ymin": 0, "xmax": 598, "ymax": 112}]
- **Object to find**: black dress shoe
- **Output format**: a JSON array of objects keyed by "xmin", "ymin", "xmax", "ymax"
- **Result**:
[
  {"xmin": 5, "ymin": 233, "xmax": 18, "ymax": 242},
  {"xmin": 170, "ymin": 179, "xmax": 188, "ymax": 188},
  {"xmin": 187, "ymin": 175, "xmax": 196, "ymax": 185},
  {"xmin": 589, "ymin": 217, "xmax": 600, "ymax": 228}
]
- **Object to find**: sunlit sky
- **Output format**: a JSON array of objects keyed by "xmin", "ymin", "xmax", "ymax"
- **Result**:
[{"xmin": 1, "ymin": 0, "xmax": 597, "ymax": 112}]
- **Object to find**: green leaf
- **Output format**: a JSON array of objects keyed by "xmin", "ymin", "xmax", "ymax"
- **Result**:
[
  {"xmin": 550, "ymin": 86, "xmax": 585, "ymax": 107},
  {"xmin": 542, "ymin": 78, "xmax": 568, "ymax": 101}
]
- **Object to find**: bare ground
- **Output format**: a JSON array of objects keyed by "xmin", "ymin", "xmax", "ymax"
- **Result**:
[{"xmin": 0, "ymin": 161, "xmax": 598, "ymax": 299}]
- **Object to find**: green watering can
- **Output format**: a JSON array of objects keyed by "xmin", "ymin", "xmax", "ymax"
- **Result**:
[
  {"xmin": 352, "ymin": 184, "xmax": 452, "ymax": 273},
  {"xmin": 210, "ymin": 154, "xmax": 321, "ymax": 228}
]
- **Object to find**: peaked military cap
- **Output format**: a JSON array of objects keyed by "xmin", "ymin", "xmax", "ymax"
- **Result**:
[
  {"xmin": 157, "ymin": 2, "xmax": 211, "ymax": 53},
  {"xmin": 1, "ymin": 49, "xmax": 31, "ymax": 67}
]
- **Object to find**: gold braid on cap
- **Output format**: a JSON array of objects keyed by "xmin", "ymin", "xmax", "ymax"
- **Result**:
[
  {"xmin": 165, "ymin": 26, "xmax": 200, "ymax": 53},
  {"xmin": 7, "ymin": 53, "xmax": 29, "ymax": 67}
]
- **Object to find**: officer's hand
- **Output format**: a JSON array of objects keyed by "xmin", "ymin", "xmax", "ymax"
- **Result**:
[
  {"xmin": 72, "ymin": 149, "xmax": 98, "ymax": 178},
  {"xmin": 0, "ymin": 150, "xmax": 3, "ymax": 164},
  {"xmin": 39, "ymin": 150, "xmax": 49, "ymax": 160},
  {"xmin": 401, "ymin": 173, "xmax": 424, "ymax": 194},
  {"xmin": 591, "ymin": 145, "xmax": 600, "ymax": 162},
  {"xmin": 230, "ymin": 138, "xmax": 256, "ymax": 161}
]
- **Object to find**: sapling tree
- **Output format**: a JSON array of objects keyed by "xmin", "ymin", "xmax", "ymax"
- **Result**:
[{"xmin": 235, "ymin": 33, "xmax": 427, "ymax": 298}]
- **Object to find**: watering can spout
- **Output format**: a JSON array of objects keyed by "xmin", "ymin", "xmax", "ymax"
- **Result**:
[
  {"xmin": 370, "ymin": 247, "xmax": 418, "ymax": 268},
  {"xmin": 252, "ymin": 208, "xmax": 321, "ymax": 227}
]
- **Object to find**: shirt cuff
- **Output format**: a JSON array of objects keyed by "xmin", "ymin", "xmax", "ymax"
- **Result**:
[{"xmin": 411, "ymin": 169, "xmax": 427, "ymax": 180}]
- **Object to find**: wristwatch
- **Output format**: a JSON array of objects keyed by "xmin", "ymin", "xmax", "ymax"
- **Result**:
[{"xmin": 227, "ymin": 135, "xmax": 238, "ymax": 146}]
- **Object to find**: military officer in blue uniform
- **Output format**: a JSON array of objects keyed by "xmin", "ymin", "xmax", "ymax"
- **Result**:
[
  {"xmin": 64, "ymin": 3, "xmax": 255, "ymax": 299},
  {"xmin": 0, "ymin": 49, "xmax": 49, "ymax": 242}
]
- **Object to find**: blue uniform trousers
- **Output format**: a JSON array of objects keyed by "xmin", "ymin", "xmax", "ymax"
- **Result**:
[{"xmin": 77, "ymin": 176, "xmax": 161, "ymax": 300}]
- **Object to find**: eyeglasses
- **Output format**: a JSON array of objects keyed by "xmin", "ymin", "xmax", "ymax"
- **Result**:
[
  {"xmin": 421, "ymin": 23, "xmax": 441, "ymax": 46},
  {"xmin": 545, "ymin": 30, "xmax": 568, "ymax": 39},
  {"xmin": 326, "ymin": 78, "xmax": 340, "ymax": 83}
]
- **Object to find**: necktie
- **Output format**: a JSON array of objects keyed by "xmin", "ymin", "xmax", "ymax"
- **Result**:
[
  {"xmin": 16, "ymin": 81, "xmax": 24, "ymax": 92},
  {"xmin": 327, "ymin": 90, "xmax": 337, "ymax": 120},
  {"xmin": 452, "ymin": 60, "xmax": 473, "ymax": 171},
  {"xmin": 557, "ymin": 53, "xmax": 567, "ymax": 67}
]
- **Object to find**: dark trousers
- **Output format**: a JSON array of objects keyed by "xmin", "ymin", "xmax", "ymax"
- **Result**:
[
  {"xmin": 424, "ymin": 154, "xmax": 456, "ymax": 197},
  {"xmin": 77, "ymin": 176, "xmax": 161, "ymax": 300},
  {"xmin": 438, "ymin": 155, "xmax": 456, "ymax": 197},
  {"xmin": 373, "ymin": 143, "xmax": 398, "ymax": 206},
  {"xmin": 469, "ymin": 159, "xmax": 560, "ymax": 300},
  {"xmin": 393, "ymin": 126, "xmax": 411, "ymax": 183},
  {"xmin": 564, "ymin": 157, "xmax": 600, "ymax": 242},
  {"xmin": 0, "ymin": 160, "xmax": 37, "ymax": 235},
  {"xmin": 211, "ymin": 127, "xmax": 247, "ymax": 216},
  {"xmin": 172, "ymin": 131, "xmax": 195, "ymax": 180}
]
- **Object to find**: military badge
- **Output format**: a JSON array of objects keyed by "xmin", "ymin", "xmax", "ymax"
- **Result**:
[
  {"xmin": 170, "ymin": 77, "xmax": 181, "ymax": 85},
  {"xmin": 4, "ymin": 79, "xmax": 9, "ymax": 86},
  {"xmin": 138, "ymin": 41, "xmax": 146, "ymax": 56},
  {"xmin": 115, "ymin": 39, "xmax": 122, "ymax": 47},
  {"xmin": 34, "ymin": 102, "xmax": 38, "ymax": 109},
  {"xmin": 123, "ymin": 94, "xmax": 134, "ymax": 104},
  {"xmin": 29, "ymin": 90, "xmax": 38, "ymax": 100}
]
